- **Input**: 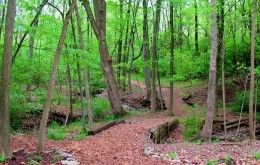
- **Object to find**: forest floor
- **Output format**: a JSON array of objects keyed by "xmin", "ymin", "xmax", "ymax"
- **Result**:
[{"xmin": 9, "ymin": 81, "xmax": 260, "ymax": 165}]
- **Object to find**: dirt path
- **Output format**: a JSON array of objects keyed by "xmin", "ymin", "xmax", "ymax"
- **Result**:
[{"xmin": 12, "ymin": 113, "xmax": 172, "ymax": 165}]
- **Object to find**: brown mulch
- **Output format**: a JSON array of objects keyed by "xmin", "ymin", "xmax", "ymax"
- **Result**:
[{"xmin": 11, "ymin": 113, "xmax": 172, "ymax": 165}]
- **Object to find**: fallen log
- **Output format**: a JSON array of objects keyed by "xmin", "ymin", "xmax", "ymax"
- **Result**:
[
  {"xmin": 88, "ymin": 119, "xmax": 125, "ymax": 135},
  {"xmin": 149, "ymin": 119, "xmax": 179, "ymax": 144}
]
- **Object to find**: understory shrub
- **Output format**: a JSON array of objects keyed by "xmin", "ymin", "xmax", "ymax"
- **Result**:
[{"xmin": 182, "ymin": 115, "xmax": 204, "ymax": 141}]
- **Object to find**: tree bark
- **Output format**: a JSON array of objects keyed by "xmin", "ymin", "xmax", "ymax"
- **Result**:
[
  {"xmin": 194, "ymin": 0, "xmax": 199, "ymax": 55},
  {"xmin": 151, "ymin": 0, "xmax": 162, "ymax": 111},
  {"xmin": 249, "ymin": 0, "xmax": 257, "ymax": 140},
  {"xmin": 200, "ymin": 0, "xmax": 218, "ymax": 142},
  {"xmin": 169, "ymin": 1, "xmax": 174, "ymax": 115},
  {"xmin": 143, "ymin": 0, "xmax": 151, "ymax": 100},
  {"xmin": 0, "ymin": 0, "xmax": 16, "ymax": 158},
  {"xmin": 37, "ymin": 0, "xmax": 76, "ymax": 153},
  {"xmin": 81, "ymin": 0, "xmax": 124, "ymax": 114},
  {"xmin": 84, "ymin": 69, "xmax": 93, "ymax": 131},
  {"xmin": 116, "ymin": 0, "xmax": 123, "ymax": 86}
]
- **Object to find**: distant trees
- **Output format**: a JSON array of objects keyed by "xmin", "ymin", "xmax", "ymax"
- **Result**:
[{"xmin": 0, "ymin": 0, "xmax": 16, "ymax": 158}]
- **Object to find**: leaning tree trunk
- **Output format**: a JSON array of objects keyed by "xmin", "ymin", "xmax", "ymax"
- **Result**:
[
  {"xmin": 37, "ymin": 0, "xmax": 76, "ymax": 153},
  {"xmin": 0, "ymin": 0, "xmax": 16, "ymax": 159},
  {"xmin": 249, "ymin": 0, "xmax": 257, "ymax": 140},
  {"xmin": 200, "ymin": 0, "xmax": 218, "ymax": 142},
  {"xmin": 81, "ymin": 0, "xmax": 124, "ymax": 114}
]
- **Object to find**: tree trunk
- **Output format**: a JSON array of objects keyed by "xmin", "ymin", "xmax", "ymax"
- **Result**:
[
  {"xmin": 84, "ymin": 69, "xmax": 93, "ymax": 131},
  {"xmin": 0, "ymin": 0, "xmax": 7, "ymax": 39},
  {"xmin": 0, "ymin": 0, "xmax": 16, "ymax": 158},
  {"xmin": 151, "ymin": 0, "xmax": 162, "ymax": 111},
  {"xmin": 81, "ymin": 0, "xmax": 124, "ymax": 114},
  {"xmin": 37, "ymin": 0, "xmax": 76, "ymax": 153},
  {"xmin": 194, "ymin": 0, "xmax": 199, "ymax": 55},
  {"xmin": 249, "ymin": 0, "xmax": 257, "ymax": 140},
  {"xmin": 75, "ymin": 2, "xmax": 86, "ymax": 131},
  {"xmin": 116, "ymin": 0, "xmax": 123, "ymax": 86},
  {"xmin": 169, "ymin": 1, "xmax": 174, "ymax": 115},
  {"xmin": 143, "ymin": 0, "xmax": 151, "ymax": 100},
  {"xmin": 200, "ymin": 0, "xmax": 218, "ymax": 142}
]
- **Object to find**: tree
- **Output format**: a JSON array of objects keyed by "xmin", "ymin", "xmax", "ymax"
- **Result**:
[
  {"xmin": 151, "ymin": 0, "xmax": 162, "ymax": 111},
  {"xmin": 194, "ymin": 0, "xmax": 199, "ymax": 55},
  {"xmin": 169, "ymin": 0, "xmax": 174, "ymax": 115},
  {"xmin": 249, "ymin": 0, "xmax": 257, "ymax": 140},
  {"xmin": 37, "ymin": 0, "xmax": 77, "ymax": 153},
  {"xmin": 143, "ymin": 0, "xmax": 151, "ymax": 100},
  {"xmin": 200, "ymin": 0, "xmax": 218, "ymax": 142},
  {"xmin": 0, "ymin": 0, "xmax": 16, "ymax": 159},
  {"xmin": 81, "ymin": 0, "xmax": 124, "ymax": 114}
]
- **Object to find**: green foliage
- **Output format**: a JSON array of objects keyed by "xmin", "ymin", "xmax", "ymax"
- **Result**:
[
  {"xmin": 168, "ymin": 152, "xmax": 178, "ymax": 159},
  {"xmin": 47, "ymin": 120, "xmax": 88, "ymax": 141},
  {"xmin": 255, "ymin": 151, "xmax": 260, "ymax": 160},
  {"xmin": 47, "ymin": 122, "xmax": 67, "ymax": 140},
  {"xmin": 205, "ymin": 160, "xmax": 217, "ymax": 165},
  {"xmin": 182, "ymin": 115, "xmax": 204, "ymax": 141},
  {"xmin": 0, "ymin": 155, "xmax": 5, "ymax": 163},
  {"xmin": 92, "ymin": 97, "xmax": 111, "ymax": 120},
  {"xmin": 230, "ymin": 90, "xmax": 260, "ymax": 117},
  {"xmin": 224, "ymin": 155, "xmax": 233, "ymax": 164}
]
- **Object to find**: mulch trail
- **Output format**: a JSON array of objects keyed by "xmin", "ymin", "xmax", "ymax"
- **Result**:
[{"xmin": 11, "ymin": 113, "xmax": 172, "ymax": 165}]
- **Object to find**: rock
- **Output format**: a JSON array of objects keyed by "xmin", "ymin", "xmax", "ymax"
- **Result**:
[
  {"xmin": 144, "ymin": 147, "xmax": 156, "ymax": 156},
  {"xmin": 61, "ymin": 160, "xmax": 80, "ymax": 165}
]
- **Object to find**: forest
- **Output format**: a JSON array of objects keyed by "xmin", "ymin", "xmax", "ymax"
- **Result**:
[{"xmin": 0, "ymin": 0, "xmax": 259, "ymax": 164}]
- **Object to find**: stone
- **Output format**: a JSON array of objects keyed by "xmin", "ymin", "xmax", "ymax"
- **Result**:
[{"xmin": 61, "ymin": 160, "xmax": 80, "ymax": 165}]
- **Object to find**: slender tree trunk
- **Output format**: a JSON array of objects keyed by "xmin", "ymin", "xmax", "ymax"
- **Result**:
[
  {"xmin": 194, "ymin": 0, "xmax": 199, "ymax": 55},
  {"xmin": 142, "ymin": 0, "xmax": 151, "ymax": 100},
  {"xmin": 221, "ymin": 40, "xmax": 227, "ymax": 140},
  {"xmin": 0, "ymin": 0, "xmax": 16, "ymax": 158},
  {"xmin": 37, "ymin": 0, "xmax": 76, "ymax": 153},
  {"xmin": 122, "ymin": 1, "xmax": 131, "ymax": 91},
  {"xmin": 200, "ymin": 0, "xmax": 218, "ymax": 142},
  {"xmin": 116, "ymin": 0, "xmax": 123, "ymax": 86},
  {"xmin": 0, "ymin": 0, "xmax": 7, "ymax": 39},
  {"xmin": 249, "ymin": 0, "xmax": 257, "ymax": 140},
  {"xmin": 178, "ymin": 5, "xmax": 183, "ymax": 50},
  {"xmin": 169, "ymin": 1, "xmax": 174, "ymax": 115},
  {"xmin": 151, "ymin": 0, "xmax": 162, "ymax": 111},
  {"xmin": 66, "ymin": 57, "xmax": 73, "ymax": 116},
  {"xmin": 84, "ymin": 69, "xmax": 93, "ymax": 131},
  {"xmin": 75, "ymin": 2, "xmax": 86, "ymax": 131}
]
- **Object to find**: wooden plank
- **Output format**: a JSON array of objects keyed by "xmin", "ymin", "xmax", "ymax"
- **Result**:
[{"xmin": 88, "ymin": 119, "xmax": 125, "ymax": 135}]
